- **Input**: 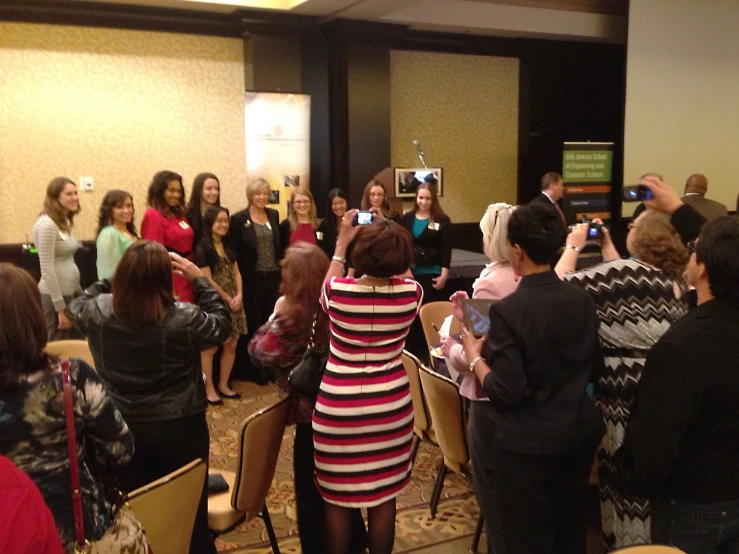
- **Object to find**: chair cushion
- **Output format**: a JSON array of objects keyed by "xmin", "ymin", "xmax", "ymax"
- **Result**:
[{"xmin": 207, "ymin": 471, "xmax": 243, "ymax": 533}]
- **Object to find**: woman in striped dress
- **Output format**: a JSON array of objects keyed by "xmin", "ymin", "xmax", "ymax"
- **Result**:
[{"xmin": 314, "ymin": 211, "xmax": 423, "ymax": 554}]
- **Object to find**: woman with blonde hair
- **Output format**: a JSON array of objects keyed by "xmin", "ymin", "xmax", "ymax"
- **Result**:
[
  {"xmin": 33, "ymin": 177, "xmax": 83, "ymax": 341},
  {"xmin": 440, "ymin": 203, "xmax": 519, "ymax": 554},
  {"xmin": 558, "ymin": 209, "xmax": 689, "ymax": 550},
  {"xmin": 229, "ymin": 178, "xmax": 282, "ymax": 383},
  {"xmin": 279, "ymin": 186, "xmax": 320, "ymax": 254}
]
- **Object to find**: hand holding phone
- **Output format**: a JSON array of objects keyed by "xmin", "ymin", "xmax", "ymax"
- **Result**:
[{"xmin": 352, "ymin": 211, "xmax": 374, "ymax": 226}]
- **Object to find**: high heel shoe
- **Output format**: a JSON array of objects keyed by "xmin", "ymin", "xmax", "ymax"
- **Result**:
[{"xmin": 218, "ymin": 389, "xmax": 241, "ymax": 400}]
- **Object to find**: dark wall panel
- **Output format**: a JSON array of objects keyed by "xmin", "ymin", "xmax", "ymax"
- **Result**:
[{"xmin": 345, "ymin": 41, "xmax": 392, "ymax": 209}]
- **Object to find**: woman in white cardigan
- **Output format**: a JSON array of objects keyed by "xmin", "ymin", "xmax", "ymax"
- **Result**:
[{"xmin": 32, "ymin": 177, "xmax": 83, "ymax": 341}]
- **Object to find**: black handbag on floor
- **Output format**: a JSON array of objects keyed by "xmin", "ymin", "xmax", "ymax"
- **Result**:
[{"xmin": 288, "ymin": 311, "xmax": 327, "ymax": 398}]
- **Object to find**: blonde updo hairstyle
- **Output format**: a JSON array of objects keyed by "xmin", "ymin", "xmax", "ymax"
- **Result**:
[{"xmin": 480, "ymin": 203, "xmax": 517, "ymax": 263}]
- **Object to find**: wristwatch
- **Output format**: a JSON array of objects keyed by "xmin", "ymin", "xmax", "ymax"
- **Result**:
[{"xmin": 469, "ymin": 356, "xmax": 484, "ymax": 372}]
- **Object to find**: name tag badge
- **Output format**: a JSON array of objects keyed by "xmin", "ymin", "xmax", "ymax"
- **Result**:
[
  {"xmin": 429, "ymin": 222, "xmax": 440, "ymax": 231},
  {"xmin": 179, "ymin": 220, "xmax": 190, "ymax": 230},
  {"xmin": 316, "ymin": 231, "xmax": 324, "ymax": 241}
]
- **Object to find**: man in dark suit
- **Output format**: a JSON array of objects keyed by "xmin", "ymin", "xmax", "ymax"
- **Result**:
[
  {"xmin": 462, "ymin": 203, "xmax": 604, "ymax": 554},
  {"xmin": 680, "ymin": 173, "xmax": 728, "ymax": 221},
  {"xmin": 618, "ymin": 215, "xmax": 739, "ymax": 553},
  {"xmin": 530, "ymin": 171, "xmax": 567, "ymax": 228}
]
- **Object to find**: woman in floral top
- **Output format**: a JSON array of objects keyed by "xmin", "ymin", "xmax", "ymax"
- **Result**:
[
  {"xmin": 0, "ymin": 263, "xmax": 133, "ymax": 550},
  {"xmin": 248, "ymin": 242, "xmax": 366, "ymax": 554}
]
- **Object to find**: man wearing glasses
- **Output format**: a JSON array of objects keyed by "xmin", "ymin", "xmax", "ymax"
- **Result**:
[{"xmin": 615, "ymin": 177, "xmax": 739, "ymax": 553}]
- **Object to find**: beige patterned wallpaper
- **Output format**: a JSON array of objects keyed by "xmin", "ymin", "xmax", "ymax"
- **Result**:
[
  {"xmin": 390, "ymin": 50, "xmax": 519, "ymax": 223},
  {"xmin": 0, "ymin": 23, "xmax": 246, "ymax": 243}
]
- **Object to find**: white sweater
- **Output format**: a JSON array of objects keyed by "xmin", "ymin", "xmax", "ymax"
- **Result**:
[{"xmin": 32, "ymin": 215, "xmax": 81, "ymax": 310}]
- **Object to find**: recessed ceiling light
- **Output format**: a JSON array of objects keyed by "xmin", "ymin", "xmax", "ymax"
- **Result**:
[{"xmin": 181, "ymin": 0, "xmax": 308, "ymax": 10}]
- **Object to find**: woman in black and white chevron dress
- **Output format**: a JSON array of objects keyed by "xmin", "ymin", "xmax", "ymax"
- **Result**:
[{"xmin": 559, "ymin": 211, "xmax": 689, "ymax": 550}]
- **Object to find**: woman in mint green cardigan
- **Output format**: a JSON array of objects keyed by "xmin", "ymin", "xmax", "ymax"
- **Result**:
[{"xmin": 96, "ymin": 190, "xmax": 138, "ymax": 279}]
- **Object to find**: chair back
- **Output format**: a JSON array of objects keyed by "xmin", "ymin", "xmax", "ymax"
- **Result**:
[
  {"xmin": 419, "ymin": 301, "xmax": 462, "ymax": 355},
  {"xmin": 418, "ymin": 364, "xmax": 469, "ymax": 473},
  {"xmin": 231, "ymin": 395, "xmax": 291, "ymax": 521},
  {"xmin": 127, "ymin": 458, "xmax": 207, "ymax": 554},
  {"xmin": 44, "ymin": 340, "xmax": 95, "ymax": 368},
  {"xmin": 612, "ymin": 547, "xmax": 686, "ymax": 553},
  {"xmin": 402, "ymin": 350, "xmax": 432, "ymax": 437}
]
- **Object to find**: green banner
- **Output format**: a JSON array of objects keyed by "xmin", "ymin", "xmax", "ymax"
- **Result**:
[{"xmin": 562, "ymin": 150, "xmax": 612, "ymax": 183}]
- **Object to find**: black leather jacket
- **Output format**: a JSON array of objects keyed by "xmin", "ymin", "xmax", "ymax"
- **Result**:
[{"xmin": 67, "ymin": 277, "xmax": 231, "ymax": 423}]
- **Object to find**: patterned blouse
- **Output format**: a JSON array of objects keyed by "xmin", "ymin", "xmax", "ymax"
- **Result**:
[
  {"xmin": 248, "ymin": 312, "xmax": 328, "ymax": 424},
  {"xmin": 0, "ymin": 357, "xmax": 133, "ymax": 548}
]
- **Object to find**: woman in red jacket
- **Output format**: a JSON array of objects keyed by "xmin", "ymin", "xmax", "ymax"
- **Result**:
[{"xmin": 141, "ymin": 170, "xmax": 195, "ymax": 302}]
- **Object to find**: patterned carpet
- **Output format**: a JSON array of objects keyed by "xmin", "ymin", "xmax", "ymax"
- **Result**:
[{"xmin": 206, "ymin": 381, "xmax": 480, "ymax": 553}]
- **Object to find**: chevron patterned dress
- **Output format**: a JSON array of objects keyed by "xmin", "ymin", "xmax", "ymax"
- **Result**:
[
  {"xmin": 313, "ymin": 276, "xmax": 423, "ymax": 508},
  {"xmin": 566, "ymin": 259, "xmax": 687, "ymax": 551}
]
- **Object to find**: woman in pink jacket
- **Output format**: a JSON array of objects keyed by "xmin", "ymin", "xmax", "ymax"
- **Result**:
[{"xmin": 439, "ymin": 202, "xmax": 518, "ymax": 554}]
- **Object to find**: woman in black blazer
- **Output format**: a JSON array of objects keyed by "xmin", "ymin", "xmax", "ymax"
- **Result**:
[
  {"xmin": 400, "ymin": 181, "xmax": 452, "ymax": 361},
  {"xmin": 461, "ymin": 203, "xmax": 604, "ymax": 554},
  {"xmin": 316, "ymin": 188, "xmax": 348, "ymax": 259},
  {"xmin": 400, "ymin": 181, "xmax": 452, "ymax": 301},
  {"xmin": 229, "ymin": 178, "xmax": 282, "ymax": 382}
]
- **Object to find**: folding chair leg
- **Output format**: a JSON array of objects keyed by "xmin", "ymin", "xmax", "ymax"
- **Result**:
[
  {"xmin": 261, "ymin": 506, "xmax": 281, "ymax": 554},
  {"xmin": 470, "ymin": 513, "xmax": 484, "ymax": 553},
  {"xmin": 429, "ymin": 461, "xmax": 448, "ymax": 520},
  {"xmin": 410, "ymin": 435, "xmax": 421, "ymax": 465}
]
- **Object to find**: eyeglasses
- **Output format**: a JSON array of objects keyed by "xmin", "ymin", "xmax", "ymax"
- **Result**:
[
  {"xmin": 687, "ymin": 240, "xmax": 697, "ymax": 255},
  {"xmin": 293, "ymin": 200, "xmax": 311, "ymax": 206}
]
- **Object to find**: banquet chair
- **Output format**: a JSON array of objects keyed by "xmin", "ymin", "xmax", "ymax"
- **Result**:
[
  {"xmin": 44, "ymin": 339, "xmax": 96, "ymax": 367},
  {"xmin": 418, "ymin": 301, "xmax": 462, "ymax": 368},
  {"xmin": 402, "ymin": 350, "xmax": 438, "ymax": 463},
  {"xmin": 419, "ymin": 364, "xmax": 484, "ymax": 552},
  {"xmin": 208, "ymin": 395, "xmax": 291, "ymax": 554},
  {"xmin": 127, "ymin": 458, "xmax": 207, "ymax": 554}
]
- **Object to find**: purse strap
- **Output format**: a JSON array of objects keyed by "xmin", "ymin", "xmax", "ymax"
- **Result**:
[
  {"xmin": 61, "ymin": 359, "xmax": 88, "ymax": 551},
  {"xmin": 307, "ymin": 309, "xmax": 319, "ymax": 351}
]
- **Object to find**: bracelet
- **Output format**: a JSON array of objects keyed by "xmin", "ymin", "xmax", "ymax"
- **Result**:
[
  {"xmin": 469, "ymin": 356, "xmax": 484, "ymax": 373},
  {"xmin": 565, "ymin": 244, "xmax": 581, "ymax": 252},
  {"xmin": 330, "ymin": 260, "xmax": 345, "ymax": 268},
  {"xmin": 332, "ymin": 255, "xmax": 346, "ymax": 264}
]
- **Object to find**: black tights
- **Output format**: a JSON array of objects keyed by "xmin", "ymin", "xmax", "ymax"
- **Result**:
[{"xmin": 325, "ymin": 499, "xmax": 396, "ymax": 554}]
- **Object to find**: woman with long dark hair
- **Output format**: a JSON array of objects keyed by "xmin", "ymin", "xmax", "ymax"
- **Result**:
[
  {"xmin": 67, "ymin": 241, "xmax": 231, "ymax": 554},
  {"xmin": 141, "ymin": 170, "xmax": 195, "ymax": 302},
  {"xmin": 0, "ymin": 263, "xmax": 132, "ymax": 550},
  {"xmin": 186, "ymin": 172, "xmax": 221, "ymax": 246},
  {"xmin": 96, "ymin": 189, "xmax": 138, "ymax": 279},
  {"xmin": 194, "ymin": 206, "xmax": 247, "ymax": 404},
  {"xmin": 400, "ymin": 181, "xmax": 452, "ymax": 360},
  {"xmin": 32, "ymin": 176, "xmax": 83, "ymax": 341},
  {"xmin": 316, "ymin": 188, "xmax": 348, "ymax": 258}
]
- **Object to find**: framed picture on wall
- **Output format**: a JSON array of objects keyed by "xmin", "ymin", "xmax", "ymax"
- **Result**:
[{"xmin": 394, "ymin": 168, "xmax": 443, "ymax": 198}]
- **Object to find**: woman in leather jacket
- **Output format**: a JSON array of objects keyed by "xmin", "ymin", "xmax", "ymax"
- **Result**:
[{"xmin": 67, "ymin": 240, "xmax": 231, "ymax": 554}]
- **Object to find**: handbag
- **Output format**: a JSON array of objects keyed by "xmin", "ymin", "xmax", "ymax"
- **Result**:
[
  {"xmin": 288, "ymin": 311, "xmax": 328, "ymax": 398},
  {"xmin": 60, "ymin": 359, "xmax": 151, "ymax": 554}
]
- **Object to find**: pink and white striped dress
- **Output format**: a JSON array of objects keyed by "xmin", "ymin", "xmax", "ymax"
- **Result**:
[{"xmin": 313, "ymin": 276, "xmax": 423, "ymax": 508}]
